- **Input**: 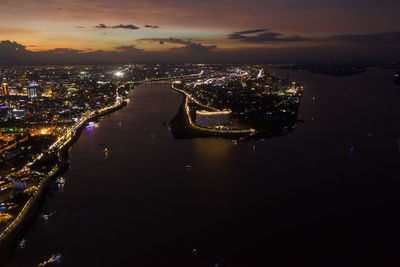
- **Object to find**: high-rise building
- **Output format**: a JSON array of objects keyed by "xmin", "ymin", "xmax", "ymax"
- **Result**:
[
  {"xmin": 1, "ymin": 83, "xmax": 9, "ymax": 96},
  {"xmin": 27, "ymin": 83, "xmax": 38, "ymax": 100}
]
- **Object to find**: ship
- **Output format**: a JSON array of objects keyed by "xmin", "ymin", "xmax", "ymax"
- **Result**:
[{"xmin": 56, "ymin": 177, "xmax": 65, "ymax": 185}]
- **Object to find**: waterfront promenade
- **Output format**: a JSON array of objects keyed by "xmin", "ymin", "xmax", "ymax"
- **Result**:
[{"xmin": 171, "ymin": 81, "xmax": 255, "ymax": 136}]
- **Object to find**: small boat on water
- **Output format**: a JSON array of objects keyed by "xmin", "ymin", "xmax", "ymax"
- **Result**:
[
  {"xmin": 104, "ymin": 147, "xmax": 109, "ymax": 161},
  {"xmin": 42, "ymin": 211, "xmax": 58, "ymax": 221},
  {"xmin": 56, "ymin": 177, "xmax": 65, "ymax": 185},
  {"xmin": 185, "ymin": 165, "xmax": 192, "ymax": 170},
  {"xmin": 213, "ymin": 259, "xmax": 225, "ymax": 267},
  {"xmin": 18, "ymin": 239, "xmax": 26, "ymax": 249},
  {"xmin": 192, "ymin": 248, "xmax": 199, "ymax": 256},
  {"xmin": 37, "ymin": 254, "xmax": 62, "ymax": 267}
]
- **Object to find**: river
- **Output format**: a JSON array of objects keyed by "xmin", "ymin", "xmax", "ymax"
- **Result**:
[{"xmin": 5, "ymin": 68, "xmax": 400, "ymax": 267}]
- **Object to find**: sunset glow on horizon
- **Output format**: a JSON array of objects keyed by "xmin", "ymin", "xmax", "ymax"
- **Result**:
[{"xmin": 0, "ymin": 0, "xmax": 399, "ymax": 63}]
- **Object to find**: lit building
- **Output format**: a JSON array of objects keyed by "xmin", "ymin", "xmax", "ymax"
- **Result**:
[
  {"xmin": 27, "ymin": 83, "xmax": 39, "ymax": 99},
  {"xmin": 196, "ymin": 110, "xmax": 231, "ymax": 127},
  {"xmin": 11, "ymin": 177, "xmax": 36, "ymax": 190},
  {"xmin": 7, "ymin": 108, "xmax": 26, "ymax": 120},
  {"xmin": 0, "ymin": 179, "xmax": 13, "ymax": 202},
  {"xmin": 1, "ymin": 83, "xmax": 9, "ymax": 96}
]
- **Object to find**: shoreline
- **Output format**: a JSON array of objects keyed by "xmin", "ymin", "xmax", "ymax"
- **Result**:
[{"xmin": 0, "ymin": 100, "xmax": 127, "ymax": 265}]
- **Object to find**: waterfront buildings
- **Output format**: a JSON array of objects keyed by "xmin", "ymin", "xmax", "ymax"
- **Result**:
[{"xmin": 196, "ymin": 110, "xmax": 231, "ymax": 127}]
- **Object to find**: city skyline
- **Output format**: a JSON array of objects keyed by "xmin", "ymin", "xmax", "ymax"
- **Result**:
[{"xmin": 0, "ymin": 0, "xmax": 400, "ymax": 64}]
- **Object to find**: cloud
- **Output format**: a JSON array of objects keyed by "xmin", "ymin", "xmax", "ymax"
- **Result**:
[
  {"xmin": 234, "ymin": 29, "xmax": 269, "ymax": 35},
  {"xmin": 144, "ymin": 25, "xmax": 159, "ymax": 29},
  {"xmin": 94, "ymin": 24, "xmax": 140, "ymax": 30},
  {"xmin": 44, "ymin": 48, "xmax": 83, "ymax": 54},
  {"xmin": 95, "ymin": 24, "xmax": 108, "ymax": 29},
  {"xmin": 228, "ymin": 29, "xmax": 400, "ymax": 47},
  {"xmin": 329, "ymin": 31, "xmax": 400, "ymax": 46},
  {"xmin": 1, "ymin": 33, "xmax": 400, "ymax": 66},
  {"xmin": 111, "ymin": 24, "xmax": 140, "ymax": 30},
  {"xmin": 115, "ymin": 45, "xmax": 144, "ymax": 53},
  {"xmin": 0, "ymin": 40, "xmax": 29, "ymax": 52},
  {"xmin": 138, "ymin": 38, "xmax": 217, "ymax": 52},
  {"xmin": 228, "ymin": 29, "xmax": 309, "ymax": 43},
  {"xmin": 0, "ymin": 40, "xmax": 33, "ymax": 64}
]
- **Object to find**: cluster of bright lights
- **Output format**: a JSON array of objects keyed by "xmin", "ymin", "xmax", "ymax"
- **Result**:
[
  {"xmin": 114, "ymin": 71, "xmax": 124, "ymax": 77},
  {"xmin": 0, "ymin": 81, "xmax": 130, "ymax": 242}
]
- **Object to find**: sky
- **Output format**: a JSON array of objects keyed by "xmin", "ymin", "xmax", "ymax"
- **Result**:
[{"xmin": 0, "ymin": 0, "xmax": 399, "ymax": 64}]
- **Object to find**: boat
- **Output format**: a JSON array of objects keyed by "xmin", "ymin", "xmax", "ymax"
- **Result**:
[
  {"xmin": 185, "ymin": 165, "xmax": 193, "ymax": 171},
  {"xmin": 56, "ymin": 177, "xmax": 65, "ymax": 184},
  {"xmin": 192, "ymin": 248, "xmax": 199, "ymax": 256},
  {"xmin": 18, "ymin": 239, "xmax": 26, "ymax": 249},
  {"xmin": 213, "ymin": 259, "xmax": 225, "ymax": 267},
  {"xmin": 37, "ymin": 254, "xmax": 62, "ymax": 267},
  {"xmin": 42, "ymin": 211, "xmax": 58, "ymax": 221}
]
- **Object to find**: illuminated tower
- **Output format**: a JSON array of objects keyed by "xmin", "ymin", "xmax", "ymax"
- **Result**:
[
  {"xmin": 1, "ymin": 83, "xmax": 9, "ymax": 96},
  {"xmin": 27, "ymin": 83, "xmax": 38, "ymax": 100}
]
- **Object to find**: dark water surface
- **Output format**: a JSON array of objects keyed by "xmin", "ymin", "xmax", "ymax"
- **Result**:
[{"xmin": 6, "ymin": 68, "xmax": 400, "ymax": 267}]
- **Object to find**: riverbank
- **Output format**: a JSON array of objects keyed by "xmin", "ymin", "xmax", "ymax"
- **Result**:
[{"xmin": 0, "ymin": 100, "xmax": 127, "ymax": 265}]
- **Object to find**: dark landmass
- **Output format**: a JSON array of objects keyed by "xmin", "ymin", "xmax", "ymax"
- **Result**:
[{"xmin": 280, "ymin": 63, "xmax": 367, "ymax": 76}]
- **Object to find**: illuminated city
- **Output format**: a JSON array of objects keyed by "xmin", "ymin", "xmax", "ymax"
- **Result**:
[{"xmin": 0, "ymin": 0, "xmax": 400, "ymax": 266}]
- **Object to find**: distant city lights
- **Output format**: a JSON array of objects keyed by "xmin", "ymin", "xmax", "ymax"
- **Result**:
[{"xmin": 114, "ymin": 71, "xmax": 124, "ymax": 77}]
